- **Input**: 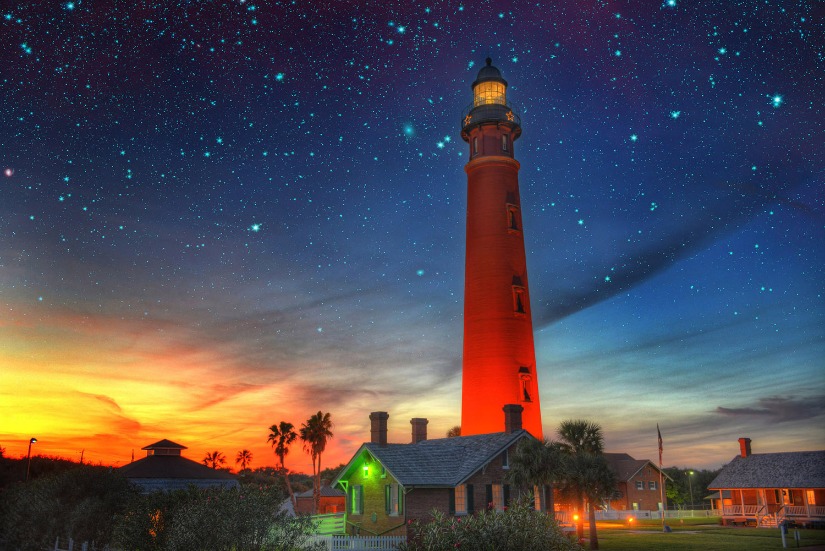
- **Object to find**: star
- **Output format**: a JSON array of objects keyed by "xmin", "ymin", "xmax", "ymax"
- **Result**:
[
  {"xmin": 464, "ymin": 115, "xmax": 472, "ymax": 126},
  {"xmin": 506, "ymin": 111, "xmax": 514, "ymax": 121}
]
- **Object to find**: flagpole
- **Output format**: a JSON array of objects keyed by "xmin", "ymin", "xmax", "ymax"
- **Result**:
[{"xmin": 658, "ymin": 424, "xmax": 667, "ymax": 532}]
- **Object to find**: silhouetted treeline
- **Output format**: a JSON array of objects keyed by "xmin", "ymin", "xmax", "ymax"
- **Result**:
[{"xmin": 0, "ymin": 454, "xmax": 325, "ymax": 550}]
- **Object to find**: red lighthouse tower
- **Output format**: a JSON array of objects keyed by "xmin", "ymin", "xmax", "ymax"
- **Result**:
[{"xmin": 460, "ymin": 59, "xmax": 543, "ymax": 439}]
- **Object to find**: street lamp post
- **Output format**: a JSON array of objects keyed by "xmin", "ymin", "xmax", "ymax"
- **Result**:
[
  {"xmin": 688, "ymin": 470, "xmax": 695, "ymax": 512},
  {"xmin": 25, "ymin": 438, "xmax": 37, "ymax": 482}
]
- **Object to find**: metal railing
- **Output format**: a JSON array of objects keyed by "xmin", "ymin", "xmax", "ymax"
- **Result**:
[{"xmin": 461, "ymin": 101, "xmax": 521, "ymax": 128}]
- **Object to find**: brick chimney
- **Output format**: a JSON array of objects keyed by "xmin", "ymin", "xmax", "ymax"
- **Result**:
[
  {"xmin": 503, "ymin": 404, "xmax": 524, "ymax": 433},
  {"xmin": 411, "ymin": 418, "xmax": 428, "ymax": 444},
  {"xmin": 370, "ymin": 412, "xmax": 389, "ymax": 446},
  {"xmin": 738, "ymin": 437, "xmax": 752, "ymax": 458}
]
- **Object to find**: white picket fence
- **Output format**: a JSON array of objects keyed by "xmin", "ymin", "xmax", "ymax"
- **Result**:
[
  {"xmin": 596, "ymin": 508, "xmax": 721, "ymax": 520},
  {"xmin": 51, "ymin": 538, "xmax": 108, "ymax": 551},
  {"xmin": 309, "ymin": 534, "xmax": 405, "ymax": 550}
]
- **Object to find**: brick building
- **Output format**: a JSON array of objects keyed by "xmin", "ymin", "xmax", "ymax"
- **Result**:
[
  {"xmin": 295, "ymin": 485, "xmax": 346, "ymax": 514},
  {"xmin": 603, "ymin": 452, "xmax": 670, "ymax": 511},
  {"xmin": 332, "ymin": 406, "xmax": 535, "ymax": 536}
]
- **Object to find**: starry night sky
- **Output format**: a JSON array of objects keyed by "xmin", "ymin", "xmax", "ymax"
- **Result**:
[{"xmin": 1, "ymin": 1, "xmax": 823, "ymax": 471}]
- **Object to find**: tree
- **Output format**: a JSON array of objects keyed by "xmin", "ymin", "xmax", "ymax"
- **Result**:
[
  {"xmin": 556, "ymin": 419, "xmax": 611, "ymax": 550},
  {"xmin": 235, "ymin": 449, "xmax": 253, "ymax": 472},
  {"xmin": 319, "ymin": 462, "xmax": 346, "ymax": 485},
  {"xmin": 663, "ymin": 467, "xmax": 720, "ymax": 510},
  {"xmin": 560, "ymin": 451, "xmax": 616, "ymax": 550},
  {"xmin": 446, "ymin": 425, "xmax": 461, "ymax": 438},
  {"xmin": 300, "ymin": 411, "xmax": 333, "ymax": 515},
  {"xmin": 202, "ymin": 451, "xmax": 226, "ymax": 470},
  {"xmin": 268, "ymin": 421, "xmax": 298, "ymax": 508},
  {"xmin": 507, "ymin": 437, "xmax": 565, "ymax": 513}
]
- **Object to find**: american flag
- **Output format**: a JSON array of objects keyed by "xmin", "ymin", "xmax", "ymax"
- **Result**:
[{"xmin": 657, "ymin": 424, "xmax": 663, "ymax": 466}]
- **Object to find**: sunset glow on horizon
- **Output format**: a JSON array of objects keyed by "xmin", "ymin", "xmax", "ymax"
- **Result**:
[{"xmin": 1, "ymin": 1, "xmax": 822, "ymax": 474}]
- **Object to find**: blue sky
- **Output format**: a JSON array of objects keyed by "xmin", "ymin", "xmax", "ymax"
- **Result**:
[{"xmin": 1, "ymin": 0, "xmax": 822, "ymax": 470}]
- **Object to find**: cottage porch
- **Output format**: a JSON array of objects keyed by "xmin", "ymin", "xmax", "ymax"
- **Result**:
[{"xmin": 719, "ymin": 488, "xmax": 825, "ymax": 527}]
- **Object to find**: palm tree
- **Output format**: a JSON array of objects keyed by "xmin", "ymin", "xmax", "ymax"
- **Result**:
[
  {"xmin": 561, "ymin": 451, "xmax": 617, "ymax": 550},
  {"xmin": 235, "ymin": 449, "xmax": 253, "ymax": 472},
  {"xmin": 556, "ymin": 419, "xmax": 609, "ymax": 550},
  {"xmin": 507, "ymin": 437, "xmax": 564, "ymax": 514},
  {"xmin": 300, "ymin": 411, "xmax": 333, "ymax": 514},
  {"xmin": 202, "ymin": 450, "xmax": 226, "ymax": 469},
  {"xmin": 268, "ymin": 421, "xmax": 298, "ymax": 508}
]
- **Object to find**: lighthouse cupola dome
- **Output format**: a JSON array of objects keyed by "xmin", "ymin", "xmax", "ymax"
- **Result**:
[
  {"xmin": 472, "ymin": 57, "xmax": 508, "ymax": 90},
  {"xmin": 471, "ymin": 58, "xmax": 508, "ymax": 106}
]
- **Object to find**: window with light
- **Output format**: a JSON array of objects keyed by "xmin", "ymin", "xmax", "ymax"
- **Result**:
[
  {"xmin": 454, "ymin": 484, "xmax": 467, "ymax": 514},
  {"xmin": 492, "ymin": 484, "xmax": 504, "ymax": 511},
  {"xmin": 473, "ymin": 81, "xmax": 506, "ymax": 106}
]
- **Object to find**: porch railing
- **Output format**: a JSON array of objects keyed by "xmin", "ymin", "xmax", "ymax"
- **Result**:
[
  {"xmin": 722, "ymin": 505, "xmax": 764, "ymax": 517},
  {"xmin": 783, "ymin": 505, "xmax": 825, "ymax": 519},
  {"xmin": 312, "ymin": 512, "xmax": 346, "ymax": 535}
]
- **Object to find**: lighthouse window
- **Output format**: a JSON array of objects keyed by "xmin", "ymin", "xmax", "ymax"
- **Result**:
[
  {"xmin": 519, "ymin": 369, "xmax": 533, "ymax": 403},
  {"xmin": 506, "ymin": 204, "xmax": 520, "ymax": 232},
  {"xmin": 512, "ymin": 285, "xmax": 526, "ymax": 315},
  {"xmin": 473, "ymin": 137, "xmax": 478, "ymax": 155},
  {"xmin": 502, "ymin": 135, "xmax": 508, "ymax": 152},
  {"xmin": 473, "ymin": 81, "xmax": 506, "ymax": 106}
]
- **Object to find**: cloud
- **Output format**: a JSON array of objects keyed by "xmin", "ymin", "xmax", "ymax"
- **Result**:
[{"xmin": 715, "ymin": 395, "xmax": 825, "ymax": 423}]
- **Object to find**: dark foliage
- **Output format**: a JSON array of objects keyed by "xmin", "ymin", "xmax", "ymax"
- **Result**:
[{"xmin": 0, "ymin": 464, "xmax": 136, "ymax": 551}]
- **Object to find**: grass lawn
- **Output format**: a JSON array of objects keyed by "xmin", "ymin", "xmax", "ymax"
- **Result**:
[{"xmin": 583, "ymin": 518, "xmax": 825, "ymax": 550}]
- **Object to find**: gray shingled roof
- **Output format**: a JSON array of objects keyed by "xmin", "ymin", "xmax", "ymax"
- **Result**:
[
  {"xmin": 336, "ymin": 430, "xmax": 530, "ymax": 488},
  {"xmin": 604, "ymin": 452, "xmax": 671, "ymax": 482},
  {"xmin": 708, "ymin": 451, "xmax": 825, "ymax": 489},
  {"xmin": 119, "ymin": 454, "xmax": 238, "ymax": 480}
]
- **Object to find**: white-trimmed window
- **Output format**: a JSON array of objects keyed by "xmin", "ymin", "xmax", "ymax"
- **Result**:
[
  {"xmin": 385, "ymin": 483, "xmax": 402, "ymax": 515},
  {"xmin": 351, "ymin": 485, "xmax": 364, "ymax": 514},
  {"xmin": 636, "ymin": 481, "xmax": 644, "ymax": 490},
  {"xmin": 649, "ymin": 481, "xmax": 657, "ymax": 491}
]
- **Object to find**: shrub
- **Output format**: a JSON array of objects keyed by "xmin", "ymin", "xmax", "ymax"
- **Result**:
[
  {"xmin": 0, "ymin": 465, "xmax": 135, "ymax": 551},
  {"xmin": 399, "ymin": 496, "xmax": 583, "ymax": 551},
  {"xmin": 114, "ymin": 485, "xmax": 325, "ymax": 551}
]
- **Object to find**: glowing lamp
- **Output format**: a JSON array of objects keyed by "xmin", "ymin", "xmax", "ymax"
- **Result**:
[
  {"xmin": 363, "ymin": 462, "xmax": 369, "ymax": 476},
  {"xmin": 573, "ymin": 514, "xmax": 579, "ymax": 522},
  {"xmin": 26, "ymin": 437, "xmax": 37, "ymax": 482},
  {"xmin": 472, "ymin": 58, "xmax": 507, "ymax": 107}
]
